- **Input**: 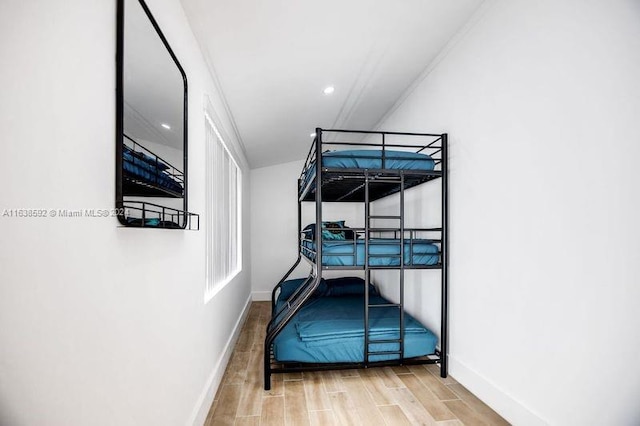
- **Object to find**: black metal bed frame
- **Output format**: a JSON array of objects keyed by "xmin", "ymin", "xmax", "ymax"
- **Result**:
[{"xmin": 263, "ymin": 128, "xmax": 448, "ymax": 390}]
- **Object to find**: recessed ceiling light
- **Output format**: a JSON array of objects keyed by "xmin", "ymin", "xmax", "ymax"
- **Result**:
[
  {"xmin": 161, "ymin": 123, "xmax": 171, "ymax": 130},
  {"xmin": 323, "ymin": 86, "xmax": 335, "ymax": 95},
  {"xmin": 310, "ymin": 132, "xmax": 316, "ymax": 138}
]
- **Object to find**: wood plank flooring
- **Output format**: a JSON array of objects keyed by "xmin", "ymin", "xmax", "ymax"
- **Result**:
[{"xmin": 205, "ymin": 302, "xmax": 509, "ymax": 426}]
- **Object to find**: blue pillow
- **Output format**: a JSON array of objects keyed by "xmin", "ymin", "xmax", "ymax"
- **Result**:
[
  {"xmin": 302, "ymin": 224, "xmax": 314, "ymax": 240},
  {"xmin": 302, "ymin": 221, "xmax": 358, "ymax": 241},
  {"xmin": 322, "ymin": 221, "xmax": 346, "ymax": 240},
  {"xmin": 139, "ymin": 151, "xmax": 170, "ymax": 171},
  {"xmin": 278, "ymin": 278, "xmax": 307, "ymax": 300},
  {"xmin": 126, "ymin": 217, "xmax": 161, "ymax": 227},
  {"xmin": 277, "ymin": 278, "xmax": 328, "ymax": 302},
  {"xmin": 325, "ymin": 277, "xmax": 379, "ymax": 297},
  {"xmin": 124, "ymin": 145, "xmax": 171, "ymax": 171}
]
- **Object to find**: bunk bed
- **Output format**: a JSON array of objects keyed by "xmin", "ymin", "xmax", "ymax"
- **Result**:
[{"xmin": 264, "ymin": 128, "xmax": 448, "ymax": 389}]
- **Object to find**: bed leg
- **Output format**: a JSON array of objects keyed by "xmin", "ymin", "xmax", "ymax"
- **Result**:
[
  {"xmin": 264, "ymin": 347, "xmax": 271, "ymax": 390},
  {"xmin": 264, "ymin": 374, "xmax": 271, "ymax": 391},
  {"xmin": 440, "ymin": 356, "xmax": 448, "ymax": 378}
]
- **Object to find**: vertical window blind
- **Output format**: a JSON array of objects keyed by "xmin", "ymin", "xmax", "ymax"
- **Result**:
[{"xmin": 205, "ymin": 106, "xmax": 242, "ymax": 301}]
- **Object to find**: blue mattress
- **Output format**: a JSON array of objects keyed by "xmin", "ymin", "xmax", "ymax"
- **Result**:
[
  {"xmin": 322, "ymin": 149, "xmax": 435, "ymax": 170},
  {"xmin": 272, "ymin": 278, "xmax": 437, "ymax": 363},
  {"xmin": 302, "ymin": 238, "xmax": 440, "ymax": 267},
  {"xmin": 301, "ymin": 149, "xmax": 435, "ymax": 191}
]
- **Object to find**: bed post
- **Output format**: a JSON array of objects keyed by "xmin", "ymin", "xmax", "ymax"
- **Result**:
[
  {"xmin": 298, "ymin": 178, "xmax": 302, "ymax": 248},
  {"xmin": 315, "ymin": 128, "xmax": 323, "ymax": 283},
  {"xmin": 440, "ymin": 133, "xmax": 449, "ymax": 378},
  {"xmin": 264, "ymin": 332, "xmax": 272, "ymax": 390},
  {"xmin": 364, "ymin": 170, "xmax": 370, "ymax": 365}
]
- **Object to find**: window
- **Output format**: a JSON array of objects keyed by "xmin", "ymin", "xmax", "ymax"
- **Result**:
[{"xmin": 205, "ymin": 105, "xmax": 242, "ymax": 301}]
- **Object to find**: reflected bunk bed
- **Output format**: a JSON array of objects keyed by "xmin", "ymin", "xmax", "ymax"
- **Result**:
[
  {"xmin": 122, "ymin": 134, "xmax": 184, "ymax": 198},
  {"xmin": 119, "ymin": 134, "xmax": 197, "ymax": 229},
  {"xmin": 264, "ymin": 128, "xmax": 448, "ymax": 390}
]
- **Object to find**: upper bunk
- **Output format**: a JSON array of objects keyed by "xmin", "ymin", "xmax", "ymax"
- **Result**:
[
  {"xmin": 122, "ymin": 134, "xmax": 185, "ymax": 198},
  {"xmin": 299, "ymin": 129, "xmax": 446, "ymax": 202}
]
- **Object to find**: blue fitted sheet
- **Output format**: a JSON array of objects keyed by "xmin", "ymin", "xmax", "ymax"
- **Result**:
[
  {"xmin": 302, "ymin": 238, "xmax": 439, "ymax": 267},
  {"xmin": 301, "ymin": 149, "xmax": 435, "ymax": 191},
  {"xmin": 273, "ymin": 289, "xmax": 437, "ymax": 363}
]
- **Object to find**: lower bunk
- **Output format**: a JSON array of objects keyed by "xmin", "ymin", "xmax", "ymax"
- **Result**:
[{"xmin": 265, "ymin": 276, "xmax": 440, "ymax": 389}]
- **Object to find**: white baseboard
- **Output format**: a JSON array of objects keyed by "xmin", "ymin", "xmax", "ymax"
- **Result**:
[
  {"xmin": 252, "ymin": 290, "xmax": 272, "ymax": 301},
  {"xmin": 187, "ymin": 294, "xmax": 252, "ymax": 426},
  {"xmin": 449, "ymin": 355, "xmax": 548, "ymax": 426}
]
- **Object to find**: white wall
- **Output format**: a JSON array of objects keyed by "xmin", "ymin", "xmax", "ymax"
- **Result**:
[
  {"xmin": 250, "ymin": 160, "xmax": 362, "ymax": 299},
  {"xmin": 0, "ymin": 1, "xmax": 251, "ymax": 425},
  {"xmin": 375, "ymin": 0, "xmax": 640, "ymax": 424}
]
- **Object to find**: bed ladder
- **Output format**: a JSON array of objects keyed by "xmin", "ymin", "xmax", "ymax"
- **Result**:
[{"xmin": 364, "ymin": 170, "xmax": 406, "ymax": 364}]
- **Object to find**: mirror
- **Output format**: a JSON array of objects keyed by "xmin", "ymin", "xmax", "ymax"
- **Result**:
[{"xmin": 116, "ymin": 0, "xmax": 191, "ymax": 229}]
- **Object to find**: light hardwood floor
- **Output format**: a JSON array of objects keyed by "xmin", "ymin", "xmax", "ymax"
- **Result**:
[{"xmin": 205, "ymin": 302, "xmax": 509, "ymax": 426}]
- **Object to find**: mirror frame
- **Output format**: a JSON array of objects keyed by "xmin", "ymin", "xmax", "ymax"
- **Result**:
[{"xmin": 115, "ymin": 0, "xmax": 188, "ymax": 228}]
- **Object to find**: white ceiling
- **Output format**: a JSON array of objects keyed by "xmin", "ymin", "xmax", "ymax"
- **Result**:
[{"xmin": 181, "ymin": 0, "xmax": 483, "ymax": 168}]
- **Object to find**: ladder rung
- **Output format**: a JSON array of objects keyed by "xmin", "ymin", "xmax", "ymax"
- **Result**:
[
  {"xmin": 369, "ymin": 215, "xmax": 401, "ymax": 219},
  {"xmin": 368, "ymin": 303, "xmax": 401, "ymax": 308},
  {"xmin": 368, "ymin": 350, "xmax": 402, "ymax": 355},
  {"xmin": 369, "ymin": 339, "xmax": 402, "ymax": 344},
  {"xmin": 363, "ymin": 228, "xmax": 409, "ymax": 233}
]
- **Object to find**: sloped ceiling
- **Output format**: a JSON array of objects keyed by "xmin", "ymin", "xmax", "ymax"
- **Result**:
[{"xmin": 181, "ymin": 0, "xmax": 483, "ymax": 168}]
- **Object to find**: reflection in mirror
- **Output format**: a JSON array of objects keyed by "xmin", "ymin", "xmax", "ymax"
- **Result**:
[{"xmin": 116, "ymin": 0, "xmax": 197, "ymax": 229}]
